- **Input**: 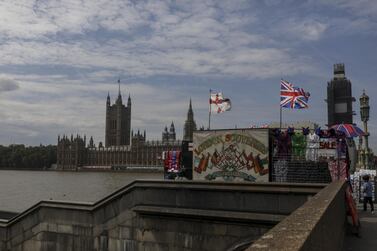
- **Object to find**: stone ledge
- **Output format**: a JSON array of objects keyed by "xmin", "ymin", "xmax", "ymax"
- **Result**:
[
  {"xmin": 246, "ymin": 180, "xmax": 347, "ymax": 251},
  {"xmin": 0, "ymin": 180, "xmax": 323, "ymax": 228},
  {"xmin": 133, "ymin": 205, "xmax": 285, "ymax": 225}
]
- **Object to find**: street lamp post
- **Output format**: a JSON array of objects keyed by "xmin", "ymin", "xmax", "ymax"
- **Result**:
[{"xmin": 360, "ymin": 90, "xmax": 370, "ymax": 169}]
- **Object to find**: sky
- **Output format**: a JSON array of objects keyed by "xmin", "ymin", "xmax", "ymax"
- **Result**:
[{"xmin": 0, "ymin": 0, "xmax": 376, "ymax": 151}]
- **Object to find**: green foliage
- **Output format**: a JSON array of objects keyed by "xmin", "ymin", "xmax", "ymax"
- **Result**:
[{"xmin": 0, "ymin": 144, "xmax": 57, "ymax": 169}]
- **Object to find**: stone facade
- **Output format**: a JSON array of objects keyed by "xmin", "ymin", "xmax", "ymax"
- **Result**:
[
  {"xmin": 57, "ymin": 135, "xmax": 87, "ymax": 169},
  {"xmin": 57, "ymin": 87, "xmax": 196, "ymax": 169},
  {"xmin": 105, "ymin": 89, "xmax": 131, "ymax": 147}
]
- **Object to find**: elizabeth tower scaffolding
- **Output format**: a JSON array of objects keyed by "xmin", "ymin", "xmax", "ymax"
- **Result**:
[{"xmin": 326, "ymin": 64, "xmax": 355, "ymax": 126}]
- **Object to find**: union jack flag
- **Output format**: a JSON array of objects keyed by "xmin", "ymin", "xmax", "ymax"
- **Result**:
[{"xmin": 280, "ymin": 79, "xmax": 310, "ymax": 109}]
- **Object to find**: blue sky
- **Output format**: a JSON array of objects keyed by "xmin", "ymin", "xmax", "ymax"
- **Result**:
[{"xmin": 0, "ymin": 0, "xmax": 376, "ymax": 151}]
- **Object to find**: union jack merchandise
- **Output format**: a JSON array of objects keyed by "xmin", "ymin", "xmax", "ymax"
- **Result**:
[
  {"xmin": 280, "ymin": 79, "xmax": 310, "ymax": 109},
  {"xmin": 164, "ymin": 150, "xmax": 181, "ymax": 173}
]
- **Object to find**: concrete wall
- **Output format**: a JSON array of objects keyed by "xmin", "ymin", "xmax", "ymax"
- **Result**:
[
  {"xmin": 247, "ymin": 180, "xmax": 347, "ymax": 251},
  {"xmin": 0, "ymin": 181, "xmax": 325, "ymax": 251}
]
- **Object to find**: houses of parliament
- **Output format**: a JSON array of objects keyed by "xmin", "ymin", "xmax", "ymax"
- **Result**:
[{"xmin": 56, "ymin": 84, "xmax": 197, "ymax": 169}]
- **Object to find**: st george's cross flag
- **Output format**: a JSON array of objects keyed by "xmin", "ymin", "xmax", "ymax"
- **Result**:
[
  {"xmin": 210, "ymin": 92, "xmax": 231, "ymax": 113},
  {"xmin": 280, "ymin": 79, "xmax": 310, "ymax": 109}
]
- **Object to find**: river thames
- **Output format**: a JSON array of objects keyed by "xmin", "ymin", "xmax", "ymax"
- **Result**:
[{"xmin": 0, "ymin": 170, "xmax": 162, "ymax": 213}]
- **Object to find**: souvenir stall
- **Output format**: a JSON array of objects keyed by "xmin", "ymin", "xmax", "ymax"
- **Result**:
[
  {"xmin": 272, "ymin": 125, "xmax": 364, "ymax": 183},
  {"xmin": 272, "ymin": 123, "xmax": 364, "ymax": 229},
  {"xmin": 272, "ymin": 127, "xmax": 333, "ymax": 183}
]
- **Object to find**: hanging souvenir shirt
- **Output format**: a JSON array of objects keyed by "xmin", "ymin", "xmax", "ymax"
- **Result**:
[
  {"xmin": 306, "ymin": 132, "xmax": 320, "ymax": 161},
  {"xmin": 291, "ymin": 133, "xmax": 306, "ymax": 159},
  {"xmin": 276, "ymin": 132, "xmax": 292, "ymax": 160}
]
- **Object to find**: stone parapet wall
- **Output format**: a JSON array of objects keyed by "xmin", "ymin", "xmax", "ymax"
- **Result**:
[
  {"xmin": 0, "ymin": 181, "xmax": 325, "ymax": 251},
  {"xmin": 247, "ymin": 180, "xmax": 347, "ymax": 251}
]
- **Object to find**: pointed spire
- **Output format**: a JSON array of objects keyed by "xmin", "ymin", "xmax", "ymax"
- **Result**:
[
  {"xmin": 116, "ymin": 78, "xmax": 122, "ymax": 104},
  {"xmin": 107, "ymin": 92, "xmax": 111, "ymax": 106},
  {"xmin": 170, "ymin": 121, "xmax": 175, "ymax": 132},
  {"xmin": 184, "ymin": 99, "xmax": 197, "ymax": 141},
  {"xmin": 187, "ymin": 98, "xmax": 194, "ymax": 118},
  {"xmin": 127, "ymin": 93, "xmax": 131, "ymax": 106},
  {"xmin": 118, "ymin": 78, "xmax": 121, "ymax": 96}
]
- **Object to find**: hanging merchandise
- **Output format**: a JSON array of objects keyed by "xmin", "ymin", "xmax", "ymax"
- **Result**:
[
  {"xmin": 164, "ymin": 151, "xmax": 182, "ymax": 173},
  {"xmin": 328, "ymin": 160, "xmax": 348, "ymax": 181},
  {"xmin": 306, "ymin": 131, "xmax": 320, "ymax": 161},
  {"xmin": 326, "ymin": 132, "xmax": 359, "ymax": 231},
  {"xmin": 351, "ymin": 170, "xmax": 376, "ymax": 203},
  {"xmin": 276, "ymin": 130, "xmax": 292, "ymax": 160},
  {"xmin": 274, "ymin": 160, "xmax": 288, "ymax": 182},
  {"xmin": 291, "ymin": 132, "xmax": 306, "ymax": 160}
]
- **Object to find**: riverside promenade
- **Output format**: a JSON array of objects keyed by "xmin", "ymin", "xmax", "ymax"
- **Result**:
[{"xmin": 343, "ymin": 206, "xmax": 377, "ymax": 251}]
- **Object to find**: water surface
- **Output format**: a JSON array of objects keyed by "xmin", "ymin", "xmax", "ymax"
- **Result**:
[{"xmin": 0, "ymin": 170, "xmax": 162, "ymax": 212}]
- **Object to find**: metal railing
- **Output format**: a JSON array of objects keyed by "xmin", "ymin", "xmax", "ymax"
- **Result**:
[{"xmin": 271, "ymin": 150, "xmax": 332, "ymax": 184}]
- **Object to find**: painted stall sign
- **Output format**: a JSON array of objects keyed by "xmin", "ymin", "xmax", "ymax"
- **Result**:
[
  {"xmin": 193, "ymin": 129, "xmax": 269, "ymax": 182},
  {"xmin": 318, "ymin": 138, "xmax": 337, "ymax": 158}
]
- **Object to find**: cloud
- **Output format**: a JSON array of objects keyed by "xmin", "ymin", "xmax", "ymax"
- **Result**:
[
  {"xmin": 312, "ymin": 0, "xmax": 377, "ymax": 16},
  {"xmin": 279, "ymin": 19, "xmax": 328, "ymax": 41},
  {"xmin": 0, "ymin": 78, "xmax": 20, "ymax": 93},
  {"xmin": 305, "ymin": 0, "xmax": 377, "ymax": 35},
  {"xmin": 0, "ymin": 0, "xmax": 320, "ymax": 80},
  {"xmin": 0, "ymin": 0, "xmax": 375, "ymax": 149},
  {"xmin": 0, "ymin": 0, "xmax": 151, "ymax": 39}
]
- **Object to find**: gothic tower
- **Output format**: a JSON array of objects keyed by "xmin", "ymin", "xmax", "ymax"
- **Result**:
[
  {"xmin": 326, "ymin": 64, "xmax": 355, "ymax": 126},
  {"xmin": 183, "ymin": 99, "xmax": 197, "ymax": 141},
  {"xmin": 169, "ymin": 121, "xmax": 176, "ymax": 141},
  {"xmin": 105, "ymin": 92, "xmax": 111, "ymax": 146},
  {"xmin": 105, "ymin": 80, "xmax": 132, "ymax": 147},
  {"xmin": 162, "ymin": 126, "xmax": 169, "ymax": 142}
]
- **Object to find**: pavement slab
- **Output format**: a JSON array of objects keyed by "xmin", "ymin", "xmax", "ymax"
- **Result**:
[{"xmin": 343, "ymin": 205, "xmax": 377, "ymax": 251}]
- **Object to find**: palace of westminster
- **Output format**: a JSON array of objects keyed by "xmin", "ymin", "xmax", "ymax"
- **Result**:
[{"xmin": 56, "ymin": 84, "xmax": 197, "ymax": 169}]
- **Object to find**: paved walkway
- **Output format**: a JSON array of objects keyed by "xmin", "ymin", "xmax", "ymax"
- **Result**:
[{"xmin": 343, "ymin": 204, "xmax": 377, "ymax": 251}]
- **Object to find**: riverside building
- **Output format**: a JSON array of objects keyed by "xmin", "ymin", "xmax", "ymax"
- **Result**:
[{"xmin": 57, "ymin": 87, "xmax": 196, "ymax": 170}]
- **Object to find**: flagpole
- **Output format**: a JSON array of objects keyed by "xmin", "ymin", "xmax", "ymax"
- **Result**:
[
  {"xmin": 279, "ymin": 105, "xmax": 282, "ymax": 130},
  {"xmin": 279, "ymin": 79, "xmax": 282, "ymax": 130},
  {"xmin": 208, "ymin": 89, "xmax": 211, "ymax": 130}
]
